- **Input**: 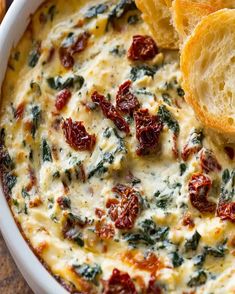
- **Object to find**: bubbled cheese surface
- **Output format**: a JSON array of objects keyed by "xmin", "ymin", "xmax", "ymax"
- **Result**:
[{"xmin": 0, "ymin": 0, "xmax": 235, "ymax": 293}]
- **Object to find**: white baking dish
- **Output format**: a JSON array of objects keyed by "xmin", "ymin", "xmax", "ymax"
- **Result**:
[{"xmin": 0, "ymin": 1, "xmax": 68, "ymax": 293}]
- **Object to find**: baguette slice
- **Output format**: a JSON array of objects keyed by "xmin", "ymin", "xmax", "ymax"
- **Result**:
[
  {"xmin": 0, "ymin": 0, "xmax": 5, "ymax": 22},
  {"xmin": 172, "ymin": 0, "xmax": 235, "ymax": 42},
  {"xmin": 135, "ymin": 0, "xmax": 179, "ymax": 49},
  {"xmin": 181, "ymin": 9, "xmax": 235, "ymax": 134},
  {"xmin": 172, "ymin": 0, "xmax": 219, "ymax": 42}
]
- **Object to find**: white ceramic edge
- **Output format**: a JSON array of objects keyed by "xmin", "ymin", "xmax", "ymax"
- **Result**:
[{"xmin": 0, "ymin": 1, "xmax": 68, "ymax": 293}]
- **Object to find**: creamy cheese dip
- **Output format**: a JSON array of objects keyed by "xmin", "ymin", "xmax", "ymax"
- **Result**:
[{"xmin": 0, "ymin": 0, "xmax": 235, "ymax": 293}]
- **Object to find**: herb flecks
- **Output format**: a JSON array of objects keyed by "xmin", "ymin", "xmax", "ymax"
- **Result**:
[
  {"xmin": 42, "ymin": 139, "xmax": 53, "ymax": 162},
  {"xmin": 158, "ymin": 105, "xmax": 180, "ymax": 135},
  {"xmin": 185, "ymin": 231, "xmax": 201, "ymax": 251},
  {"xmin": 85, "ymin": 4, "xmax": 108, "ymax": 19}
]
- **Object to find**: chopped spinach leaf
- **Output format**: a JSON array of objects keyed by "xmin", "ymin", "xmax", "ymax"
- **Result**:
[
  {"xmin": 73, "ymin": 263, "xmax": 102, "ymax": 282},
  {"xmin": 41, "ymin": 139, "xmax": 53, "ymax": 162},
  {"xmin": 31, "ymin": 105, "xmax": 41, "ymax": 138},
  {"xmin": 65, "ymin": 170, "xmax": 72, "ymax": 183},
  {"xmin": 24, "ymin": 203, "xmax": 28, "ymax": 215},
  {"xmin": 172, "ymin": 252, "xmax": 184, "ymax": 268},
  {"xmin": 5, "ymin": 173, "xmax": 17, "ymax": 192},
  {"xmin": 222, "ymin": 169, "xmax": 230, "ymax": 184},
  {"xmin": 47, "ymin": 75, "xmax": 84, "ymax": 91},
  {"xmin": 158, "ymin": 105, "xmax": 180, "ymax": 135},
  {"xmin": 154, "ymin": 191, "xmax": 171, "ymax": 209},
  {"xmin": 53, "ymin": 171, "xmax": 60, "ymax": 179},
  {"xmin": 220, "ymin": 169, "xmax": 235, "ymax": 203},
  {"xmin": 61, "ymin": 32, "xmax": 75, "ymax": 48},
  {"xmin": 185, "ymin": 231, "xmax": 201, "ymax": 251},
  {"xmin": 187, "ymin": 270, "xmax": 207, "ymax": 287},
  {"xmin": 103, "ymin": 127, "xmax": 112, "ymax": 138},
  {"xmin": 134, "ymin": 88, "xmax": 154, "ymax": 96},
  {"xmin": 204, "ymin": 244, "xmax": 227, "ymax": 258},
  {"xmin": 85, "ymin": 4, "xmax": 108, "ymax": 18},
  {"xmin": 21, "ymin": 188, "xmax": 30, "ymax": 198},
  {"xmin": 88, "ymin": 152, "xmax": 114, "ymax": 179},
  {"xmin": 73, "ymin": 235, "xmax": 85, "ymax": 247},
  {"xmin": 162, "ymin": 93, "xmax": 171, "ymax": 105},
  {"xmin": 190, "ymin": 129, "xmax": 203, "ymax": 145},
  {"xmin": 113, "ymin": 128, "xmax": 127, "ymax": 153},
  {"xmin": 130, "ymin": 65, "xmax": 158, "ymax": 82},
  {"xmin": 180, "ymin": 163, "xmax": 187, "ymax": 176},
  {"xmin": 109, "ymin": 0, "xmax": 136, "ymax": 20},
  {"xmin": 0, "ymin": 150, "xmax": 14, "ymax": 170},
  {"xmin": 0, "ymin": 128, "xmax": 5, "ymax": 145},
  {"xmin": 194, "ymin": 254, "xmax": 206, "ymax": 267},
  {"xmin": 110, "ymin": 46, "xmax": 126, "ymax": 57},
  {"xmin": 124, "ymin": 219, "xmax": 169, "ymax": 246},
  {"xmin": 12, "ymin": 198, "xmax": 19, "ymax": 208},
  {"xmin": 28, "ymin": 41, "xmax": 41, "ymax": 68}
]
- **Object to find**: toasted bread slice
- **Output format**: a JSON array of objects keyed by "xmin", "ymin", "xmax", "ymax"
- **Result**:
[
  {"xmin": 172, "ymin": 0, "xmax": 221, "ymax": 42},
  {"xmin": 135, "ymin": 0, "xmax": 179, "ymax": 49},
  {"xmin": 181, "ymin": 9, "xmax": 235, "ymax": 134},
  {"xmin": 0, "ymin": 0, "xmax": 5, "ymax": 22},
  {"xmin": 172, "ymin": 0, "xmax": 235, "ymax": 42}
]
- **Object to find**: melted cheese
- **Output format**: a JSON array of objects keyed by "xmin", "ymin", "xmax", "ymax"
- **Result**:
[{"xmin": 1, "ymin": 0, "xmax": 235, "ymax": 293}]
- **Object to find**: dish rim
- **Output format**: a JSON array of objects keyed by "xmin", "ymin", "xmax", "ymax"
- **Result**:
[{"xmin": 0, "ymin": 0, "xmax": 68, "ymax": 293}]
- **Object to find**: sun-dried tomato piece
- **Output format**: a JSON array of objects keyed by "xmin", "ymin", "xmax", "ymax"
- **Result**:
[
  {"xmin": 128, "ymin": 35, "xmax": 158, "ymax": 61},
  {"xmin": 134, "ymin": 109, "xmax": 163, "ymax": 156},
  {"xmin": 103, "ymin": 268, "xmax": 137, "ymax": 294},
  {"xmin": 95, "ymin": 222, "xmax": 115, "ymax": 240},
  {"xmin": 182, "ymin": 213, "xmax": 195, "ymax": 228},
  {"xmin": 95, "ymin": 208, "xmax": 106, "ymax": 219},
  {"xmin": 224, "ymin": 146, "xmax": 234, "ymax": 160},
  {"xmin": 59, "ymin": 32, "xmax": 90, "ymax": 69},
  {"xmin": 199, "ymin": 148, "xmax": 221, "ymax": 173},
  {"xmin": 15, "ymin": 102, "xmax": 25, "ymax": 120},
  {"xmin": 69, "ymin": 32, "xmax": 90, "ymax": 55},
  {"xmin": 146, "ymin": 276, "xmax": 162, "ymax": 294},
  {"xmin": 116, "ymin": 80, "xmax": 140, "ymax": 115},
  {"xmin": 188, "ymin": 173, "xmax": 216, "ymax": 213},
  {"xmin": 91, "ymin": 91, "xmax": 130, "ymax": 133},
  {"xmin": 55, "ymin": 89, "xmax": 72, "ymax": 111},
  {"xmin": 106, "ymin": 198, "xmax": 120, "ymax": 222},
  {"xmin": 25, "ymin": 166, "xmax": 37, "ymax": 192},
  {"xmin": 122, "ymin": 251, "xmax": 162, "ymax": 275},
  {"xmin": 62, "ymin": 118, "xmax": 96, "ymax": 151},
  {"xmin": 59, "ymin": 47, "xmax": 74, "ymax": 69},
  {"xmin": 115, "ymin": 195, "xmax": 139, "ymax": 230},
  {"xmin": 110, "ymin": 184, "xmax": 140, "ymax": 230},
  {"xmin": 217, "ymin": 202, "xmax": 235, "ymax": 222},
  {"xmin": 172, "ymin": 133, "xmax": 179, "ymax": 159}
]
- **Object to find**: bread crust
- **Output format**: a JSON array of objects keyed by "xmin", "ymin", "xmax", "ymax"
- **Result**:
[
  {"xmin": 181, "ymin": 9, "xmax": 235, "ymax": 134},
  {"xmin": 135, "ymin": 0, "xmax": 179, "ymax": 49},
  {"xmin": 172, "ymin": 0, "xmax": 235, "ymax": 43},
  {"xmin": 172, "ymin": 0, "xmax": 221, "ymax": 42}
]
